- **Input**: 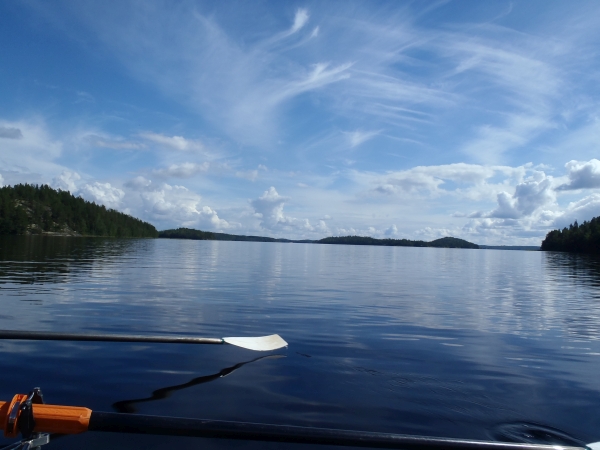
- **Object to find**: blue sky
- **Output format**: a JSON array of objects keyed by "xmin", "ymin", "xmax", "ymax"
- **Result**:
[{"xmin": 1, "ymin": 0, "xmax": 600, "ymax": 244}]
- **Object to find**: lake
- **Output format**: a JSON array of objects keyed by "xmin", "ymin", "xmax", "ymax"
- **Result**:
[{"xmin": 0, "ymin": 236, "xmax": 599, "ymax": 450}]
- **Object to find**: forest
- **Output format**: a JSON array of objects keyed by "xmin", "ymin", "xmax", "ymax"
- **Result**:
[
  {"xmin": 318, "ymin": 236, "xmax": 479, "ymax": 249},
  {"xmin": 0, "ymin": 184, "xmax": 158, "ymax": 237},
  {"xmin": 541, "ymin": 216, "xmax": 600, "ymax": 254},
  {"xmin": 159, "ymin": 227, "xmax": 308, "ymax": 242}
]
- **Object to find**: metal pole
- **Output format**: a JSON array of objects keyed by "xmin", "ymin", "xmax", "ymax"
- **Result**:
[{"xmin": 0, "ymin": 330, "xmax": 223, "ymax": 345}]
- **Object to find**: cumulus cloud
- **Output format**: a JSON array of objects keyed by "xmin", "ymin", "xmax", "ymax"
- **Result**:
[
  {"xmin": 384, "ymin": 224, "xmax": 398, "ymax": 236},
  {"xmin": 250, "ymin": 186, "xmax": 313, "ymax": 232},
  {"xmin": 195, "ymin": 205, "xmax": 230, "ymax": 230},
  {"xmin": 79, "ymin": 182, "xmax": 125, "ymax": 209},
  {"xmin": 125, "ymin": 176, "xmax": 152, "ymax": 190},
  {"xmin": 370, "ymin": 163, "xmax": 514, "ymax": 197},
  {"xmin": 251, "ymin": 187, "xmax": 289, "ymax": 227},
  {"xmin": 52, "ymin": 171, "xmax": 81, "ymax": 193},
  {"xmin": 470, "ymin": 173, "xmax": 556, "ymax": 220},
  {"xmin": 557, "ymin": 159, "xmax": 600, "ymax": 190},
  {"xmin": 153, "ymin": 162, "xmax": 210, "ymax": 178},
  {"xmin": 0, "ymin": 126, "xmax": 23, "ymax": 139},
  {"xmin": 123, "ymin": 180, "xmax": 230, "ymax": 231},
  {"xmin": 140, "ymin": 132, "xmax": 204, "ymax": 152}
]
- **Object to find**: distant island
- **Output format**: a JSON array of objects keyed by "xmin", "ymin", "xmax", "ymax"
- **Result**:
[
  {"xmin": 158, "ymin": 227, "xmax": 316, "ymax": 243},
  {"xmin": 318, "ymin": 235, "xmax": 478, "ymax": 248},
  {"xmin": 159, "ymin": 228, "xmax": 479, "ymax": 249},
  {"xmin": 0, "ymin": 184, "xmax": 157, "ymax": 238},
  {"xmin": 541, "ymin": 216, "xmax": 600, "ymax": 254},
  {"xmin": 479, "ymin": 245, "xmax": 540, "ymax": 251}
]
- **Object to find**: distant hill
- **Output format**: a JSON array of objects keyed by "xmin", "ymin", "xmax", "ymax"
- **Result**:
[
  {"xmin": 0, "ymin": 184, "xmax": 157, "ymax": 238},
  {"xmin": 159, "ymin": 228, "xmax": 478, "ymax": 249},
  {"xmin": 541, "ymin": 217, "xmax": 600, "ymax": 254},
  {"xmin": 318, "ymin": 235, "xmax": 478, "ymax": 249}
]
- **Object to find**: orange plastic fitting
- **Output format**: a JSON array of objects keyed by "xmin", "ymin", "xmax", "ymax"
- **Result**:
[{"xmin": 0, "ymin": 396, "xmax": 92, "ymax": 437}]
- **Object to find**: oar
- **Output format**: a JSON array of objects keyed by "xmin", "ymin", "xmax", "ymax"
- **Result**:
[
  {"xmin": 0, "ymin": 330, "xmax": 287, "ymax": 351},
  {"xmin": 1, "ymin": 393, "xmax": 598, "ymax": 450}
]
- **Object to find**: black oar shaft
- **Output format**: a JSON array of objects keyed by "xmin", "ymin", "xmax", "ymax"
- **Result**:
[
  {"xmin": 0, "ymin": 330, "xmax": 223, "ymax": 345},
  {"xmin": 88, "ymin": 412, "xmax": 585, "ymax": 450}
]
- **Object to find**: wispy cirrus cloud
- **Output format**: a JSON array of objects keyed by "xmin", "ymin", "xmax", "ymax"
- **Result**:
[
  {"xmin": 140, "ymin": 132, "xmax": 205, "ymax": 152},
  {"xmin": 87, "ymin": 135, "xmax": 146, "ymax": 150}
]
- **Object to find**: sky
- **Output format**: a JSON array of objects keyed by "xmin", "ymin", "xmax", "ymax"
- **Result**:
[{"xmin": 1, "ymin": 0, "xmax": 600, "ymax": 245}]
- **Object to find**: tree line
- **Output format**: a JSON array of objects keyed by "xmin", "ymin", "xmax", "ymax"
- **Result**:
[
  {"xmin": 541, "ymin": 216, "xmax": 600, "ymax": 254},
  {"xmin": 0, "ymin": 184, "xmax": 157, "ymax": 237},
  {"xmin": 318, "ymin": 236, "xmax": 479, "ymax": 248},
  {"xmin": 159, "ymin": 227, "xmax": 300, "ymax": 242},
  {"xmin": 159, "ymin": 228, "xmax": 479, "ymax": 248}
]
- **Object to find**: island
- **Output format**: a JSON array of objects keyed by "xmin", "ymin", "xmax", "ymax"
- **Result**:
[
  {"xmin": 541, "ymin": 216, "xmax": 600, "ymax": 254},
  {"xmin": 0, "ymin": 184, "xmax": 157, "ymax": 237}
]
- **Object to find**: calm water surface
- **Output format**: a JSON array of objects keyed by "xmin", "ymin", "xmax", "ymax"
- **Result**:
[{"xmin": 0, "ymin": 236, "xmax": 599, "ymax": 449}]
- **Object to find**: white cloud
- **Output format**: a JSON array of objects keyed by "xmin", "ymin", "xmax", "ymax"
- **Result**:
[
  {"xmin": 273, "ymin": 62, "xmax": 353, "ymax": 104},
  {"xmin": 236, "ymin": 170, "xmax": 259, "ymax": 181},
  {"xmin": 153, "ymin": 162, "xmax": 209, "ymax": 178},
  {"xmin": 75, "ymin": 91, "xmax": 95, "ymax": 103},
  {"xmin": 367, "ymin": 163, "xmax": 521, "ymax": 198},
  {"xmin": 250, "ymin": 187, "xmax": 289, "ymax": 228},
  {"xmin": 123, "ymin": 180, "xmax": 230, "ymax": 231},
  {"xmin": 483, "ymin": 176, "xmax": 555, "ymax": 219},
  {"xmin": 52, "ymin": 171, "xmax": 81, "ymax": 193},
  {"xmin": 194, "ymin": 205, "xmax": 230, "ymax": 230},
  {"xmin": 290, "ymin": 9, "xmax": 309, "ymax": 34},
  {"xmin": 89, "ymin": 135, "xmax": 145, "ymax": 150},
  {"xmin": 235, "ymin": 165, "xmax": 267, "ymax": 181},
  {"xmin": 125, "ymin": 176, "xmax": 152, "ymax": 190},
  {"xmin": 557, "ymin": 159, "xmax": 600, "ymax": 190},
  {"xmin": 384, "ymin": 224, "xmax": 398, "ymax": 236},
  {"xmin": 250, "ymin": 186, "xmax": 314, "ymax": 233},
  {"xmin": 0, "ymin": 120, "xmax": 68, "ymax": 186},
  {"xmin": 0, "ymin": 174, "xmax": 4, "ymax": 187},
  {"xmin": 80, "ymin": 182, "xmax": 125, "ymax": 209},
  {"xmin": 461, "ymin": 115, "xmax": 551, "ymax": 164},
  {"xmin": 140, "ymin": 132, "xmax": 204, "ymax": 152},
  {"xmin": 552, "ymin": 194, "xmax": 600, "ymax": 229},
  {"xmin": 344, "ymin": 130, "xmax": 380, "ymax": 148}
]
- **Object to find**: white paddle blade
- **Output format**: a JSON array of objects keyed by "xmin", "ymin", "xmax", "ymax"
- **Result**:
[
  {"xmin": 588, "ymin": 443, "xmax": 600, "ymax": 450},
  {"xmin": 222, "ymin": 334, "xmax": 288, "ymax": 351}
]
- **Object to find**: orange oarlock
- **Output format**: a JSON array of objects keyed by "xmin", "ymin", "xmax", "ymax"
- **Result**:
[
  {"xmin": 1, "ymin": 394, "xmax": 28, "ymax": 438},
  {"xmin": 0, "ymin": 394, "xmax": 91, "ymax": 437}
]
